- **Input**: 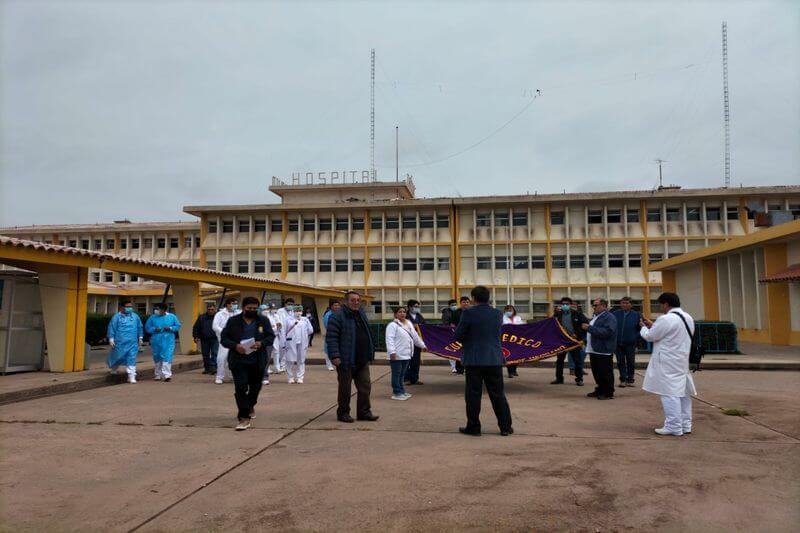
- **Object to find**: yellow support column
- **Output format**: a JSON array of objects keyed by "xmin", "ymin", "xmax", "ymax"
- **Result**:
[
  {"xmin": 314, "ymin": 296, "xmax": 331, "ymax": 336},
  {"xmin": 661, "ymin": 270, "xmax": 677, "ymax": 293},
  {"xmin": 172, "ymin": 283, "xmax": 201, "ymax": 354},
  {"xmin": 701, "ymin": 259, "xmax": 720, "ymax": 321},
  {"xmin": 38, "ymin": 266, "xmax": 89, "ymax": 372},
  {"xmin": 764, "ymin": 243, "xmax": 790, "ymax": 345}
]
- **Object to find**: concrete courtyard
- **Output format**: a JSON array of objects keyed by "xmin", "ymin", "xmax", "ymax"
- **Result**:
[{"xmin": 0, "ymin": 364, "xmax": 798, "ymax": 532}]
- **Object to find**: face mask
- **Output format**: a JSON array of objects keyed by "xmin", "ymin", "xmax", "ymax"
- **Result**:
[
  {"xmin": 259, "ymin": 305, "xmax": 268, "ymax": 312},
  {"xmin": 231, "ymin": 304, "xmax": 239, "ymax": 312},
  {"xmin": 244, "ymin": 309, "xmax": 258, "ymax": 319},
  {"xmin": 154, "ymin": 309, "xmax": 162, "ymax": 316},
  {"xmin": 450, "ymin": 305, "xmax": 457, "ymax": 311},
  {"xmin": 561, "ymin": 304, "xmax": 570, "ymax": 312},
  {"xmin": 504, "ymin": 311, "xmax": 513, "ymax": 318},
  {"xmin": 124, "ymin": 307, "xmax": 133, "ymax": 314},
  {"xmin": 410, "ymin": 308, "xmax": 418, "ymax": 315},
  {"xmin": 295, "ymin": 311, "xmax": 303, "ymax": 318}
]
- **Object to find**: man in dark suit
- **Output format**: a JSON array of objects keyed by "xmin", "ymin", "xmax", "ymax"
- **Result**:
[
  {"xmin": 405, "ymin": 299, "xmax": 426, "ymax": 385},
  {"xmin": 453, "ymin": 286, "xmax": 513, "ymax": 436},
  {"xmin": 221, "ymin": 296, "xmax": 276, "ymax": 431}
]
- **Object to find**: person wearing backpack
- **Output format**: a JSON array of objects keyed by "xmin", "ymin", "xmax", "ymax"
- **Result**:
[{"xmin": 639, "ymin": 292, "xmax": 697, "ymax": 437}]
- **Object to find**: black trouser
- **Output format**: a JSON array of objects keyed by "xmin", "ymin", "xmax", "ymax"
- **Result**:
[
  {"xmin": 336, "ymin": 364, "xmax": 372, "ymax": 418},
  {"xmin": 615, "ymin": 343, "xmax": 636, "ymax": 383},
  {"xmin": 464, "ymin": 366, "xmax": 512, "ymax": 432},
  {"xmin": 200, "ymin": 338, "xmax": 218, "ymax": 372},
  {"xmin": 407, "ymin": 347, "xmax": 422, "ymax": 384},
  {"xmin": 229, "ymin": 351, "xmax": 268, "ymax": 420},
  {"xmin": 455, "ymin": 360, "xmax": 464, "ymax": 374},
  {"xmin": 506, "ymin": 364, "xmax": 518, "ymax": 377},
  {"xmin": 589, "ymin": 353, "xmax": 615, "ymax": 397},
  {"xmin": 308, "ymin": 333, "xmax": 314, "ymax": 347},
  {"xmin": 556, "ymin": 347, "xmax": 584, "ymax": 382}
]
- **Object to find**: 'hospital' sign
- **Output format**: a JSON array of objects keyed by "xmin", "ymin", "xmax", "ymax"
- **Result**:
[{"xmin": 281, "ymin": 171, "xmax": 377, "ymax": 186}]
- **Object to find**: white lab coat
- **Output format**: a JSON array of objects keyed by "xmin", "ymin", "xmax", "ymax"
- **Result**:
[
  {"xmin": 212, "ymin": 308, "xmax": 240, "ymax": 380},
  {"xmin": 640, "ymin": 308, "xmax": 697, "ymax": 397},
  {"xmin": 385, "ymin": 319, "xmax": 426, "ymax": 360},
  {"xmin": 283, "ymin": 314, "xmax": 313, "ymax": 363}
]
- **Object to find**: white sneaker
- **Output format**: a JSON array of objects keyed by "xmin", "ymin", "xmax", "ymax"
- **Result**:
[
  {"xmin": 215, "ymin": 378, "xmax": 224, "ymax": 385},
  {"xmin": 235, "ymin": 419, "xmax": 251, "ymax": 431},
  {"xmin": 451, "ymin": 368, "xmax": 458, "ymax": 374},
  {"xmin": 402, "ymin": 392, "xmax": 412, "ymax": 399},
  {"xmin": 154, "ymin": 376, "xmax": 162, "ymax": 381},
  {"xmin": 128, "ymin": 376, "xmax": 137, "ymax": 384},
  {"xmin": 288, "ymin": 378, "xmax": 296, "ymax": 384},
  {"xmin": 297, "ymin": 378, "xmax": 304, "ymax": 384},
  {"xmin": 654, "ymin": 428, "xmax": 683, "ymax": 436},
  {"xmin": 391, "ymin": 394, "xmax": 408, "ymax": 401},
  {"xmin": 262, "ymin": 379, "xmax": 269, "ymax": 385},
  {"xmin": 327, "ymin": 366, "xmax": 335, "ymax": 371}
]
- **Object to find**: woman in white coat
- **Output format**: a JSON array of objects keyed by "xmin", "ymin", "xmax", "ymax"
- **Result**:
[
  {"xmin": 386, "ymin": 306, "xmax": 427, "ymax": 401},
  {"xmin": 639, "ymin": 292, "xmax": 697, "ymax": 436},
  {"xmin": 283, "ymin": 307, "xmax": 314, "ymax": 384},
  {"xmin": 503, "ymin": 305, "xmax": 524, "ymax": 378}
]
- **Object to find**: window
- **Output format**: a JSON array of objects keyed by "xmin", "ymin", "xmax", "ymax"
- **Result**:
[
  {"xmin": 436, "ymin": 215, "xmax": 449, "ymax": 228},
  {"xmin": 385, "ymin": 258, "xmax": 399, "ymax": 271},
  {"xmin": 370, "ymin": 258, "xmax": 383, "ymax": 271},
  {"xmin": 352, "ymin": 259, "xmax": 365, "ymax": 272},
  {"xmin": 120, "ymin": 239, "xmax": 127, "ymax": 250},
  {"xmin": 495, "ymin": 212, "xmax": 510, "ymax": 227},
  {"xmin": 104, "ymin": 272, "xmax": 113, "ymax": 282},
  {"xmin": 130, "ymin": 275, "xmax": 138, "ymax": 282},
  {"xmin": 668, "ymin": 251, "xmax": 683, "ymax": 259},
  {"xmin": 626, "ymin": 209, "xmax": 640, "ymax": 223},
  {"xmin": 476, "ymin": 214, "xmax": 491, "ymax": 227},
  {"xmin": 628, "ymin": 254, "xmax": 642, "ymax": 268},
  {"xmin": 288, "ymin": 219, "xmax": 299, "ymax": 232},
  {"xmin": 791, "ymin": 204, "xmax": 800, "ymax": 219},
  {"xmin": 352, "ymin": 218, "xmax": 365, "ymax": 230},
  {"xmin": 271, "ymin": 219, "xmax": 283, "ymax": 232},
  {"xmin": 587, "ymin": 210, "xmax": 603, "ymax": 224},
  {"xmin": 532, "ymin": 302, "xmax": 551, "ymax": 315},
  {"xmin": 68, "ymin": 239, "xmax": 77, "ymax": 248},
  {"xmin": 237, "ymin": 261, "xmax": 249, "ymax": 273},
  {"xmin": 402, "ymin": 258, "xmax": 417, "ymax": 271},
  {"xmin": 372, "ymin": 301, "xmax": 383, "ymax": 314},
  {"xmin": 706, "ymin": 207, "xmax": 721, "ymax": 221},
  {"xmin": 144, "ymin": 238, "xmax": 153, "ymax": 248},
  {"xmin": 136, "ymin": 303, "xmax": 147, "ymax": 315},
  {"xmin": 131, "ymin": 238, "xmax": 140, "ymax": 249},
  {"xmin": 650, "ymin": 299, "xmax": 663, "ymax": 314},
  {"xmin": 419, "ymin": 258, "xmax": 434, "ymax": 271},
  {"xmin": 768, "ymin": 204, "xmax": 782, "ymax": 212},
  {"xmin": 370, "ymin": 217, "xmax": 383, "ymax": 230},
  {"xmin": 105, "ymin": 239, "xmax": 114, "ymax": 249},
  {"xmin": 402, "ymin": 216, "xmax": 417, "ymax": 229},
  {"xmin": 726, "ymin": 206, "xmax": 739, "ymax": 220},
  {"xmin": 336, "ymin": 218, "xmax": 349, "ymax": 231},
  {"xmin": 589, "ymin": 255, "xmax": 604, "ymax": 268},
  {"xmin": 647, "ymin": 208, "xmax": 662, "ymax": 222},
  {"xmin": 385, "ymin": 217, "xmax": 399, "ymax": 229},
  {"xmin": 81, "ymin": 239, "xmax": 90, "ymax": 249},
  {"xmin": 531, "ymin": 256, "xmax": 546, "ymax": 269},
  {"xmin": 607, "ymin": 209, "xmax": 622, "ymax": 223},
  {"xmin": 222, "ymin": 220, "xmax": 233, "ymax": 233},
  {"xmin": 170, "ymin": 238, "xmax": 179, "ymax": 248},
  {"xmin": 220, "ymin": 261, "xmax": 232, "ymax": 273},
  {"xmin": 494, "ymin": 256, "xmax": 508, "ymax": 269},
  {"xmin": 438, "ymin": 257, "xmax": 450, "ymax": 270},
  {"xmin": 419, "ymin": 215, "xmax": 434, "ymax": 229},
  {"xmin": 608, "ymin": 254, "xmax": 624, "ymax": 268},
  {"xmin": 238, "ymin": 220, "xmax": 250, "ymax": 233},
  {"xmin": 551, "ymin": 255, "xmax": 566, "ymax": 268},
  {"xmin": 93, "ymin": 239, "xmax": 102, "ymax": 249},
  {"xmin": 91, "ymin": 272, "xmax": 100, "ymax": 282},
  {"xmin": 254, "ymin": 261, "xmax": 265, "ymax": 273},
  {"xmin": 157, "ymin": 238, "xmax": 166, "ymax": 249},
  {"xmin": 318, "ymin": 259, "xmax": 332, "ymax": 272},
  {"xmin": 183, "ymin": 237, "xmax": 192, "ymax": 248},
  {"xmin": 569, "ymin": 255, "xmax": 585, "ymax": 268},
  {"xmin": 550, "ymin": 211, "xmax": 564, "ymax": 225},
  {"xmin": 513, "ymin": 256, "xmax": 529, "ymax": 269},
  {"xmin": 686, "ymin": 207, "xmax": 701, "ymax": 221},
  {"xmin": 648, "ymin": 253, "xmax": 664, "ymax": 264},
  {"xmin": 512, "ymin": 212, "xmax": 528, "ymax": 226},
  {"xmin": 270, "ymin": 260, "xmax": 283, "ymax": 273},
  {"xmin": 303, "ymin": 218, "xmax": 315, "ymax": 232},
  {"xmin": 477, "ymin": 257, "xmax": 492, "ymax": 270},
  {"xmin": 319, "ymin": 218, "xmax": 333, "ymax": 231},
  {"xmin": 208, "ymin": 220, "xmax": 218, "ymax": 233},
  {"xmin": 335, "ymin": 259, "xmax": 349, "ymax": 272},
  {"xmin": 302, "ymin": 260, "xmax": 315, "ymax": 273},
  {"xmin": 194, "ymin": 237, "xmax": 201, "ymax": 247},
  {"xmin": 666, "ymin": 208, "xmax": 680, "ymax": 221},
  {"xmin": 287, "ymin": 260, "xmax": 298, "ymax": 273},
  {"xmin": 254, "ymin": 219, "xmax": 266, "ymax": 232}
]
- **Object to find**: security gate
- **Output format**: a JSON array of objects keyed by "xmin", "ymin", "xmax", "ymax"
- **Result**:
[{"xmin": 0, "ymin": 272, "xmax": 45, "ymax": 374}]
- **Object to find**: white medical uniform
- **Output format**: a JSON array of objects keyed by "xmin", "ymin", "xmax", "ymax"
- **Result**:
[
  {"xmin": 212, "ymin": 307, "xmax": 240, "ymax": 382},
  {"xmin": 282, "ymin": 313, "xmax": 313, "ymax": 382}
]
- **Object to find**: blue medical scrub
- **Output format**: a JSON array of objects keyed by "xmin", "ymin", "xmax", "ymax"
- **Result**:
[
  {"xmin": 145, "ymin": 313, "xmax": 182, "ymax": 364},
  {"xmin": 107, "ymin": 311, "xmax": 144, "ymax": 368}
]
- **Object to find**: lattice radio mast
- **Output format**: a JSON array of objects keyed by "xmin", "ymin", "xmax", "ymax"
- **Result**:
[
  {"xmin": 370, "ymin": 48, "xmax": 376, "ymax": 181},
  {"xmin": 722, "ymin": 21, "xmax": 731, "ymax": 188}
]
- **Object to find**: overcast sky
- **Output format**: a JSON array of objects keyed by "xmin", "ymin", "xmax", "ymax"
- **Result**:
[{"xmin": 1, "ymin": 0, "xmax": 798, "ymax": 226}]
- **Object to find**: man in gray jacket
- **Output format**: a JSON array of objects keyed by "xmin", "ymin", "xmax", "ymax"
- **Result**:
[{"xmin": 453, "ymin": 286, "xmax": 513, "ymax": 436}]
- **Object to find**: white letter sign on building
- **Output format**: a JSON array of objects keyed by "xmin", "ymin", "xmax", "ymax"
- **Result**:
[{"xmin": 287, "ymin": 171, "xmax": 375, "ymax": 186}]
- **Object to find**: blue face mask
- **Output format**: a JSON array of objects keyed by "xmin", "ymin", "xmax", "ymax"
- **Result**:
[
  {"xmin": 561, "ymin": 304, "xmax": 571, "ymax": 312},
  {"xmin": 124, "ymin": 307, "xmax": 133, "ymax": 314},
  {"xmin": 504, "ymin": 311, "xmax": 513, "ymax": 318},
  {"xmin": 450, "ymin": 305, "xmax": 457, "ymax": 311},
  {"xmin": 154, "ymin": 309, "xmax": 162, "ymax": 316},
  {"xmin": 231, "ymin": 304, "xmax": 239, "ymax": 312}
]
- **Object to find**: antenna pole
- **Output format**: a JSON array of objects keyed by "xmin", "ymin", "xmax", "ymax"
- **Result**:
[
  {"xmin": 655, "ymin": 158, "xmax": 667, "ymax": 188},
  {"xmin": 370, "ymin": 48, "xmax": 376, "ymax": 182},
  {"xmin": 395, "ymin": 126, "xmax": 399, "ymax": 181},
  {"xmin": 722, "ymin": 21, "xmax": 731, "ymax": 188}
]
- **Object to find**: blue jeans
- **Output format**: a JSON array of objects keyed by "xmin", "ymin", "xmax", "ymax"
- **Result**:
[
  {"xmin": 390, "ymin": 359, "xmax": 410, "ymax": 396},
  {"xmin": 615, "ymin": 343, "xmax": 637, "ymax": 382}
]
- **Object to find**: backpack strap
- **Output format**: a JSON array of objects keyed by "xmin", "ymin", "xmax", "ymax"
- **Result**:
[{"xmin": 669, "ymin": 311, "xmax": 694, "ymax": 340}]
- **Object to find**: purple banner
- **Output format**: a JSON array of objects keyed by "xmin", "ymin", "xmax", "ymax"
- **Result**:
[{"xmin": 418, "ymin": 318, "xmax": 582, "ymax": 364}]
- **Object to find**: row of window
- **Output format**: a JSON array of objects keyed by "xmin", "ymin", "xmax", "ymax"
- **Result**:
[
  {"xmin": 369, "ymin": 299, "xmax": 664, "ymax": 315},
  {"xmin": 475, "ymin": 253, "xmax": 672, "ymax": 270},
  {"xmin": 208, "ymin": 215, "xmax": 451, "ymax": 235},
  {"xmin": 92, "ymin": 272, "xmax": 141, "ymax": 283},
  {"xmin": 213, "ymin": 257, "xmax": 452, "ymax": 274},
  {"xmin": 545, "ymin": 206, "xmax": 742, "ymax": 226},
  {"xmin": 62, "ymin": 237, "xmax": 200, "ymax": 251}
]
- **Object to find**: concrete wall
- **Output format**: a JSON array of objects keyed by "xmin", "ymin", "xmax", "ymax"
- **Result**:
[
  {"xmin": 676, "ymin": 263, "xmax": 703, "ymax": 318},
  {"xmin": 788, "ymin": 241, "xmax": 800, "ymax": 341}
]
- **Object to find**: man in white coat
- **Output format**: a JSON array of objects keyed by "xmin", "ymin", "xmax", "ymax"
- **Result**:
[
  {"xmin": 639, "ymin": 292, "xmax": 697, "ymax": 436},
  {"xmin": 263, "ymin": 303, "xmax": 283, "ymax": 378},
  {"xmin": 212, "ymin": 297, "xmax": 240, "ymax": 384},
  {"xmin": 282, "ymin": 306, "xmax": 313, "ymax": 384},
  {"xmin": 275, "ymin": 298, "xmax": 296, "ymax": 373}
]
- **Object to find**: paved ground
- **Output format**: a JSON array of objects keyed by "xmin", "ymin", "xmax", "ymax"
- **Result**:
[{"xmin": 0, "ymin": 365, "xmax": 798, "ymax": 532}]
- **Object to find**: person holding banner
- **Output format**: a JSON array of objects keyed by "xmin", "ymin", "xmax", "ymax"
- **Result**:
[
  {"xmin": 385, "ymin": 306, "xmax": 427, "ymax": 401},
  {"xmin": 405, "ymin": 299, "xmax": 426, "ymax": 386},
  {"xmin": 502, "ymin": 305, "xmax": 524, "ymax": 378},
  {"xmin": 454, "ymin": 286, "xmax": 513, "ymax": 437},
  {"xmin": 552, "ymin": 297, "xmax": 589, "ymax": 386}
]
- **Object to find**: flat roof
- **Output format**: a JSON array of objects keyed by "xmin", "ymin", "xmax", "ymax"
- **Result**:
[
  {"xmin": 0, "ymin": 221, "xmax": 199, "ymax": 233},
  {"xmin": 649, "ymin": 219, "xmax": 800, "ymax": 271}
]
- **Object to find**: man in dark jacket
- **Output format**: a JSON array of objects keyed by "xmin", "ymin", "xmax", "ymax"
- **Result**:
[
  {"xmin": 612, "ymin": 296, "xmax": 642, "ymax": 387},
  {"xmin": 221, "ymin": 296, "xmax": 276, "ymax": 431},
  {"xmin": 581, "ymin": 298, "xmax": 618, "ymax": 400},
  {"xmin": 453, "ymin": 286, "xmax": 513, "ymax": 436},
  {"xmin": 192, "ymin": 303, "xmax": 218, "ymax": 374},
  {"xmin": 325, "ymin": 291, "xmax": 379, "ymax": 423},
  {"xmin": 405, "ymin": 299, "xmax": 426, "ymax": 385},
  {"xmin": 551, "ymin": 297, "xmax": 589, "ymax": 386}
]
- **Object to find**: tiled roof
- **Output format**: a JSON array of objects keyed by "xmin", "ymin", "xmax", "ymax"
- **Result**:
[{"xmin": 760, "ymin": 264, "xmax": 800, "ymax": 283}]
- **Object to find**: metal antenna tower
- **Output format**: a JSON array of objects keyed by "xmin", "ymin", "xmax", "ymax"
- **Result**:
[
  {"xmin": 655, "ymin": 158, "xmax": 667, "ymax": 189},
  {"xmin": 370, "ymin": 48, "xmax": 376, "ymax": 181},
  {"xmin": 722, "ymin": 21, "xmax": 731, "ymax": 188}
]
